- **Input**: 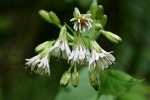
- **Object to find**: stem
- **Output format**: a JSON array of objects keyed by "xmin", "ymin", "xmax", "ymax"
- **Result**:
[
  {"xmin": 56, "ymin": 24, "xmax": 62, "ymax": 28},
  {"xmin": 68, "ymin": 65, "xmax": 73, "ymax": 72},
  {"xmin": 65, "ymin": 22, "xmax": 75, "ymax": 36},
  {"xmin": 67, "ymin": 32, "xmax": 74, "ymax": 41}
]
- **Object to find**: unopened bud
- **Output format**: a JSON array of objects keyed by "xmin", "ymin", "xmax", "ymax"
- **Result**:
[
  {"xmin": 60, "ymin": 71, "xmax": 71, "ymax": 87},
  {"xmin": 71, "ymin": 69, "xmax": 79, "ymax": 87},
  {"xmin": 101, "ymin": 15, "xmax": 107, "ymax": 27},
  {"xmin": 90, "ymin": 3, "xmax": 98, "ymax": 19},
  {"xmin": 96, "ymin": 5, "xmax": 104, "ymax": 19},
  {"xmin": 35, "ymin": 41, "xmax": 50, "ymax": 53},
  {"xmin": 49, "ymin": 11, "xmax": 60, "ymax": 26},
  {"xmin": 89, "ymin": 69, "xmax": 100, "ymax": 91},
  {"xmin": 94, "ymin": 23, "xmax": 102, "ymax": 31},
  {"xmin": 101, "ymin": 30, "xmax": 122, "ymax": 43},
  {"xmin": 39, "ymin": 10, "xmax": 52, "ymax": 23}
]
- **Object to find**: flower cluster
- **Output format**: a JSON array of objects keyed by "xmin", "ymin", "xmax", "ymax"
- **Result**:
[{"xmin": 25, "ymin": 2, "xmax": 121, "ymax": 91}]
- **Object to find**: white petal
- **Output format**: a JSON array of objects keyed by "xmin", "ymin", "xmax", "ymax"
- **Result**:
[
  {"xmin": 70, "ymin": 18, "xmax": 77, "ymax": 22},
  {"xmin": 64, "ymin": 41, "xmax": 71, "ymax": 57},
  {"xmin": 75, "ymin": 7, "xmax": 80, "ymax": 15},
  {"xmin": 60, "ymin": 42, "xmax": 65, "ymax": 51}
]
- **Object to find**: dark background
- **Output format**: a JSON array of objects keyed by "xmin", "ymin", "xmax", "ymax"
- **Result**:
[{"xmin": 0, "ymin": 0, "xmax": 150, "ymax": 100}]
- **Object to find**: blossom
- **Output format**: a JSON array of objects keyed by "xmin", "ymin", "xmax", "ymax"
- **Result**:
[
  {"xmin": 68, "ymin": 45, "xmax": 90, "ymax": 66},
  {"xmin": 49, "ymin": 39, "xmax": 71, "ymax": 59},
  {"xmin": 70, "ymin": 7, "xmax": 93, "ymax": 32},
  {"xmin": 25, "ymin": 54, "xmax": 50, "ymax": 76},
  {"xmin": 89, "ymin": 49, "xmax": 115, "ymax": 71}
]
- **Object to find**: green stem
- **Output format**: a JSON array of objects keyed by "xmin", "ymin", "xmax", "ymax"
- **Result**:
[
  {"xmin": 65, "ymin": 22, "xmax": 75, "ymax": 36},
  {"xmin": 67, "ymin": 32, "xmax": 74, "ymax": 41},
  {"xmin": 56, "ymin": 24, "xmax": 62, "ymax": 28},
  {"xmin": 68, "ymin": 65, "xmax": 73, "ymax": 72}
]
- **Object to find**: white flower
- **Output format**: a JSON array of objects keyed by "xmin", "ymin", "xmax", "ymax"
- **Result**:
[
  {"xmin": 25, "ymin": 54, "xmax": 50, "ymax": 76},
  {"xmin": 70, "ymin": 7, "xmax": 93, "ymax": 32},
  {"xmin": 49, "ymin": 39, "xmax": 71, "ymax": 59},
  {"xmin": 68, "ymin": 45, "xmax": 90, "ymax": 66},
  {"xmin": 89, "ymin": 49, "xmax": 115, "ymax": 71}
]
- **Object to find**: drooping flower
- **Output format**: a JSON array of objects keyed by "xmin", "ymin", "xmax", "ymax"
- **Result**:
[
  {"xmin": 25, "ymin": 54, "xmax": 50, "ymax": 76},
  {"xmin": 68, "ymin": 45, "xmax": 90, "ymax": 66},
  {"xmin": 49, "ymin": 39, "xmax": 71, "ymax": 59},
  {"xmin": 49, "ymin": 26, "xmax": 71, "ymax": 59},
  {"xmin": 89, "ymin": 40, "xmax": 115, "ymax": 71},
  {"xmin": 70, "ymin": 7, "xmax": 93, "ymax": 32}
]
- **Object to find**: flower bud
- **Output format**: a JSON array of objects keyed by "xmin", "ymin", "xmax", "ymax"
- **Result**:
[
  {"xmin": 94, "ymin": 23, "xmax": 102, "ymax": 31},
  {"xmin": 39, "ymin": 10, "xmax": 52, "ymax": 23},
  {"xmin": 49, "ymin": 11, "xmax": 60, "ymax": 26},
  {"xmin": 96, "ymin": 5, "xmax": 104, "ymax": 19},
  {"xmin": 60, "ymin": 71, "xmax": 71, "ymax": 87},
  {"xmin": 101, "ymin": 30, "xmax": 122, "ymax": 43},
  {"xmin": 90, "ymin": 3, "xmax": 98, "ymax": 19},
  {"xmin": 35, "ymin": 41, "xmax": 50, "ymax": 53},
  {"xmin": 89, "ymin": 69, "xmax": 100, "ymax": 91},
  {"xmin": 71, "ymin": 69, "xmax": 79, "ymax": 87},
  {"xmin": 100, "ymin": 15, "xmax": 107, "ymax": 27}
]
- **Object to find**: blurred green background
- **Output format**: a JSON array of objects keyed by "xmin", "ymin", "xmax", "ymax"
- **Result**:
[{"xmin": 0, "ymin": 0, "xmax": 150, "ymax": 100}]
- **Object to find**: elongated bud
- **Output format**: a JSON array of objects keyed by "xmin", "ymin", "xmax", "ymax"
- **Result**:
[
  {"xmin": 49, "ymin": 11, "xmax": 60, "ymax": 26},
  {"xmin": 100, "ymin": 15, "xmax": 107, "ymax": 27},
  {"xmin": 71, "ymin": 68, "xmax": 79, "ymax": 87},
  {"xmin": 101, "ymin": 30, "xmax": 122, "ymax": 43},
  {"xmin": 39, "ymin": 10, "xmax": 52, "ymax": 23},
  {"xmin": 89, "ymin": 69, "xmax": 100, "ymax": 91},
  {"xmin": 90, "ymin": 3, "xmax": 98, "ymax": 19},
  {"xmin": 35, "ymin": 41, "xmax": 50, "ymax": 53},
  {"xmin": 96, "ymin": 5, "xmax": 104, "ymax": 19},
  {"xmin": 60, "ymin": 71, "xmax": 71, "ymax": 87}
]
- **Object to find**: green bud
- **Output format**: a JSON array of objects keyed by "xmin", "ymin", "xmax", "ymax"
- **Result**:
[
  {"xmin": 89, "ymin": 69, "xmax": 100, "ymax": 91},
  {"xmin": 39, "ymin": 10, "xmax": 52, "ymax": 23},
  {"xmin": 101, "ymin": 30, "xmax": 122, "ymax": 43},
  {"xmin": 60, "ymin": 71, "xmax": 71, "ymax": 87},
  {"xmin": 49, "ymin": 11, "xmax": 60, "ymax": 26},
  {"xmin": 71, "ymin": 69, "xmax": 79, "ymax": 87},
  {"xmin": 100, "ymin": 15, "xmax": 107, "ymax": 27},
  {"xmin": 90, "ymin": 3, "xmax": 98, "ymax": 19},
  {"xmin": 94, "ymin": 23, "xmax": 102, "ymax": 31},
  {"xmin": 96, "ymin": 5, "xmax": 104, "ymax": 19},
  {"xmin": 35, "ymin": 41, "xmax": 50, "ymax": 53}
]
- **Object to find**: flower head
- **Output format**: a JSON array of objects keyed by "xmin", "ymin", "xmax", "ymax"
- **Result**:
[
  {"xmin": 70, "ymin": 7, "xmax": 93, "ymax": 32},
  {"xmin": 89, "ymin": 40, "xmax": 115, "ymax": 71},
  {"xmin": 68, "ymin": 45, "xmax": 90, "ymax": 66},
  {"xmin": 25, "ymin": 54, "xmax": 50, "ymax": 76},
  {"xmin": 49, "ymin": 26, "xmax": 71, "ymax": 59}
]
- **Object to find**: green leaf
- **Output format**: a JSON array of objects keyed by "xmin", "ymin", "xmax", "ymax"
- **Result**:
[
  {"xmin": 98, "ymin": 95, "xmax": 115, "ymax": 100},
  {"xmin": 99, "ymin": 70, "xmax": 143, "ymax": 96},
  {"xmin": 39, "ymin": 10, "xmax": 52, "ymax": 23}
]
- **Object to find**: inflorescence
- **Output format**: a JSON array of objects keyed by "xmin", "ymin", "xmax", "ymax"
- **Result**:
[{"xmin": 25, "ymin": 1, "xmax": 122, "ymax": 91}]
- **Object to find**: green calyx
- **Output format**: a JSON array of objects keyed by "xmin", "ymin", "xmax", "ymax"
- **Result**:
[
  {"xmin": 89, "ymin": 69, "xmax": 100, "ymax": 91},
  {"xmin": 35, "ymin": 41, "xmax": 55, "ymax": 53},
  {"xmin": 71, "ymin": 67, "xmax": 79, "ymax": 87},
  {"xmin": 90, "ymin": 39, "xmax": 102, "ymax": 52},
  {"xmin": 60, "ymin": 71, "xmax": 71, "ymax": 87}
]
